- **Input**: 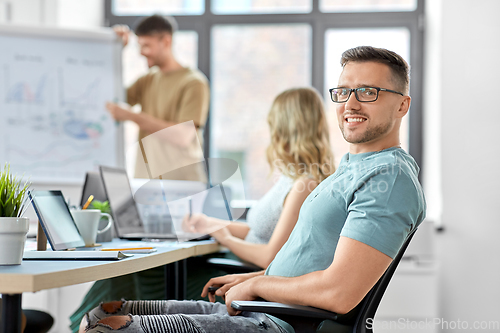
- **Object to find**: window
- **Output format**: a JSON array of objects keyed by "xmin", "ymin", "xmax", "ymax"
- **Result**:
[
  {"xmin": 211, "ymin": 24, "xmax": 311, "ymax": 199},
  {"xmin": 106, "ymin": 0, "xmax": 424, "ymax": 202},
  {"xmin": 112, "ymin": 0, "xmax": 204, "ymax": 16},
  {"xmin": 212, "ymin": 0, "xmax": 312, "ymax": 14},
  {"xmin": 320, "ymin": 0, "xmax": 417, "ymax": 12}
]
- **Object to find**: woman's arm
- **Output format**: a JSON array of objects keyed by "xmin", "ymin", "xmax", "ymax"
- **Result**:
[
  {"xmin": 213, "ymin": 177, "xmax": 318, "ymax": 268},
  {"xmin": 220, "ymin": 221, "xmax": 251, "ymax": 240},
  {"xmin": 184, "ymin": 215, "xmax": 250, "ymax": 240}
]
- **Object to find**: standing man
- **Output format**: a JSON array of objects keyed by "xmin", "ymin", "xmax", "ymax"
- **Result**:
[
  {"xmin": 108, "ymin": 15, "xmax": 209, "ymax": 181},
  {"xmin": 80, "ymin": 46, "xmax": 426, "ymax": 333},
  {"xmin": 69, "ymin": 16, "xmax": 208, "ymax": 332}
]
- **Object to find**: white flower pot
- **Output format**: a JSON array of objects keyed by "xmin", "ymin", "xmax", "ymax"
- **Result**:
[{"xmin": 0, "ymin": 217, "xmax": 29, "ymax": 265}]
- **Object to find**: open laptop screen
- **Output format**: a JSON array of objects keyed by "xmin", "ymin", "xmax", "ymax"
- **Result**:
[
  {"xmin": 30, "ymin": 190, "xmax": 85, "ymax": 251},
  {"xmin": 99, "ymin": 166, "xmax": 144, "ymax": 236}
]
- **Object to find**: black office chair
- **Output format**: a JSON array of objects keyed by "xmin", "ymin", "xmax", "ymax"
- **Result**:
[
  {"xmin": 231, "ymin": 229, "xmax": 417, "ymax": 333},
  {"xmin": 0, "ymin": 301, "xmax": 54, "ymax": 333},
  {"xmin": 205, "ymin": 257, "xmax": 261, "ymax": 274},
  {"xmin": 23, "ymin": 310, "xmax": 54, "ymax": 333}
]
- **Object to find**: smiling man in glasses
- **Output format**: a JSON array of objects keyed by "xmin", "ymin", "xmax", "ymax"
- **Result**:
[
  {"xmin": 80, "ymin": 46, "xmax": 425, "ymax": 333},
  {"xmin": 330, "ymin": 48, "xmax": 410, "ymax": 154}
]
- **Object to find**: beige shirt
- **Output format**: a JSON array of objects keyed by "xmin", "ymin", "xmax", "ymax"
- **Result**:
[{"xmin": 127, "ymin": 67, "xmax": 209, "ymax": 181}]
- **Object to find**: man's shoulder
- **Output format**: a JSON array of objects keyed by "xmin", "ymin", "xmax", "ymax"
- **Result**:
[
  {"xmin": 361, "ymin": 149, "xmax": 425, "ymax": 205},
  {"xmin": 342, "ymin": 149, "xmax": 422, "ymax": 198},
  {"xmin": 360, "ymin": 149, "xmax": 419, "ymax": 177},
  {"xmin": 142, "ymin": 67, "xmax": 206, "ymax": 81},
  {"xmin": 130, "ymin": 68, "xmax": 162, "ymax": 89},
  {"xmin": 173, "ymin": 67, "xmax": 207, "ymax": 83}
]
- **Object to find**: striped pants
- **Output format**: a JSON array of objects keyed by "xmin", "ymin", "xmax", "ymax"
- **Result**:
[{"xmin": 82, "ymin": 300, "xmax": 286, "ymax": 333}]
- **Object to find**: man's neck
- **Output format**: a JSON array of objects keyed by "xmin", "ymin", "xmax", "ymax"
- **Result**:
[
  {"xmin": 159, "ymin": 57, "xmax": 183, "ymax": 73},
  {"xmin": 349, "ymin": 138, "xmax": 401, "ymax": 155}
]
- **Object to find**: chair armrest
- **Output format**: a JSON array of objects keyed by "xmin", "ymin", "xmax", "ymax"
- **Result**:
[
  {"xmin": 231, "ymin": 301, "xmax": 339, "ymax": 321},
  {"xmin": 206, "ymin": 258, "xmax": 261, "ymax": 273}
]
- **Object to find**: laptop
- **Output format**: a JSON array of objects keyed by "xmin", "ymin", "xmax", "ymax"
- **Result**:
[
  {"xmin": 80, "ymin": 171, "xmax": 108, "ymax": 208},
  {"xmin": 99, "ymin": 166, "xmax": 224, "ymax": 241},
  {"xmin": 27, "ymin": 190, "xmax": 128, "ymax": 260}
]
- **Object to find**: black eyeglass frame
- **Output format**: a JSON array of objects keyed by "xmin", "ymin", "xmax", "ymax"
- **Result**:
[{"xmin": 329, "ymin": 87, "xmax": 404, "ymax": 103}]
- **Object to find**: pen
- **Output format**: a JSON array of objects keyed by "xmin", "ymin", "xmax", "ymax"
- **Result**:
[
  {"xmin": 101, "ymin": 247, "xmax": 154, "ymax": 251},
  {"xmin": 82, "ymin": 195, "xmax": 94, "ymax": 210},
  {"xmin": 188, "ymin": 196, "xmax": 192, "ymax": 218}
]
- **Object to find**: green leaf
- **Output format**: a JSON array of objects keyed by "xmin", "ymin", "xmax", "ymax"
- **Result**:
[
  {"xmin": 90, "ymin": 200, "xmax": 110, "ymax": 213},
  {"xmin": 0, "ymin": 163, "xmax": 31, "ymax": 218}
]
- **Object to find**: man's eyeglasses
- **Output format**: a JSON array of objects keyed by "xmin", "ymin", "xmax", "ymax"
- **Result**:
[{"xmin": 329, "ymin": 87, "xmax": 404, "ymax": 103}]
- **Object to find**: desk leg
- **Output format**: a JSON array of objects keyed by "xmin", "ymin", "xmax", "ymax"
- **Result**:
[
  {"xmin": 165, "ymin": 262, "xmax": 177, "ymax": 300},
  {"xmin": 1, "ymin": 293, "xmax": 22, "ymax": 333},
  {"xmin": 164, "ymin": 260, "xmax": 187, "ymax": 300},
  {"xmin": 178, "ymin": 259, "xmax": 187, "ymax": 300}
]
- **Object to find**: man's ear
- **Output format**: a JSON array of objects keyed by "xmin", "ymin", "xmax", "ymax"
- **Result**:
[
  {"xmin": 396, "ymin": 96, "xmax": 411, "ymax": 118},
  {"xmin": 161, "ymin": 33, "xmax": 173, "ymax": 48}
]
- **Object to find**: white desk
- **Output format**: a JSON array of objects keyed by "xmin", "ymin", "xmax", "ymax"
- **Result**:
[{"xmin": 0, "ymin": 239, "xmax": 220, "ymax": 333}]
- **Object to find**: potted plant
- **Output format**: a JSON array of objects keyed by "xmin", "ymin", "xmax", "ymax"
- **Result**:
[
  {"xmin": 0, "ymin": 163, "xmax": 31, "ymax": 265},
  {"xmin": 90, "ymin": 200, "xmax": 110, "ymax": 214}
]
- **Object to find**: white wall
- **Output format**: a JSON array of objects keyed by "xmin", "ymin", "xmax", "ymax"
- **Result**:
[
  {"xmin": 429, "ymin": 0, "xmax": 500, "ymax": 331},
  {"xmin": 0, "ymin": 0, "xmax": 103, "ymax": 26},
  {"xmin": 55, "ymin": 0, "xmax": 103, "ymax": 28}
]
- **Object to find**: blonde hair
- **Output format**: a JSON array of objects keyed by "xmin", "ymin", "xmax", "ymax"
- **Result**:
[{"xmin": 266, "ymin": 87, "xmax": 335, "ymax": 183}]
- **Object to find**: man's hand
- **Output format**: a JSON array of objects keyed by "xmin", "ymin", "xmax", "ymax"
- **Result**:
[
  {"xmin": 223, "ymin": 277, "xmax": 260, "ymax": 316},
  {"xmin": 201, "ymin": 271, "xmax": 263, "ymax": 303},
  {"xmin": 106, "ymin": 102, "xmax": 134, "ymax": 122},
  {"xmin": 113, "ymin": 25, "xmax": 130, "ymax": 47}
]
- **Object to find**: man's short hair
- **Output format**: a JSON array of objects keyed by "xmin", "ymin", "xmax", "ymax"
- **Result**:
[
  {"xmin": 341, "ymin": 46, "xmax": 410, "ymax": 95},
  {"xmin": 134, "ymin": 15, "xmax": 178, "ymax": 36}
]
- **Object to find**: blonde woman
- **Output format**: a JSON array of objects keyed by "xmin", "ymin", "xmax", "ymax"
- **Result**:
[{"xmin": 185, "ymin": 87, "xmax": 335, "ymax": 269}]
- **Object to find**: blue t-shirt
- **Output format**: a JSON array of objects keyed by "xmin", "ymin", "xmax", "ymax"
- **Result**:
[
  {"xmin": 267, "ymin": 147, "xmax": 426, "ymax": 276},
  {"xmin": 265, "ymin": 148, "xmax": 426, "ymax": 332}
]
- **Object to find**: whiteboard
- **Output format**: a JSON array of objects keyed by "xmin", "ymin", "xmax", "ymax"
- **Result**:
[{"xmin": 0, "ymin": 25, "xmax": 124, "ymax": 183}]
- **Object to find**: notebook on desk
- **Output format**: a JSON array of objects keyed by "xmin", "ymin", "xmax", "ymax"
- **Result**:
[
  {"xmin": 26, "ymin": 190, "xmax": 130, "ymax": 260},
  {"xmin": 23, "ymin": 250, "xmax": 130, "ymax": 260}
]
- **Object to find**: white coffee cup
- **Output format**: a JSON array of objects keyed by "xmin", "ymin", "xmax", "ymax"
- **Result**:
[{"xmin": 71, "ymin": 209, "xmax": 113, "ymax": 247}]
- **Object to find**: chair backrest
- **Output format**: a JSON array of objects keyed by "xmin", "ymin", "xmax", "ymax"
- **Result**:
[{"xmin": 351, "ymin": 228, "xmax": 417, "ymax": 333}]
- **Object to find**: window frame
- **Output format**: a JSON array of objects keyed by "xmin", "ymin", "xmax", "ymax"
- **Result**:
[{"xmin": 104, "ymin": 0, "xmax": 425, "ymax": 179}]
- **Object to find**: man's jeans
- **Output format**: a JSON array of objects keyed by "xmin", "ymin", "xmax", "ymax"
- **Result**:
[{"xmin": 83, "ymin": 300, "xmax": 286, "ymax": 333}]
